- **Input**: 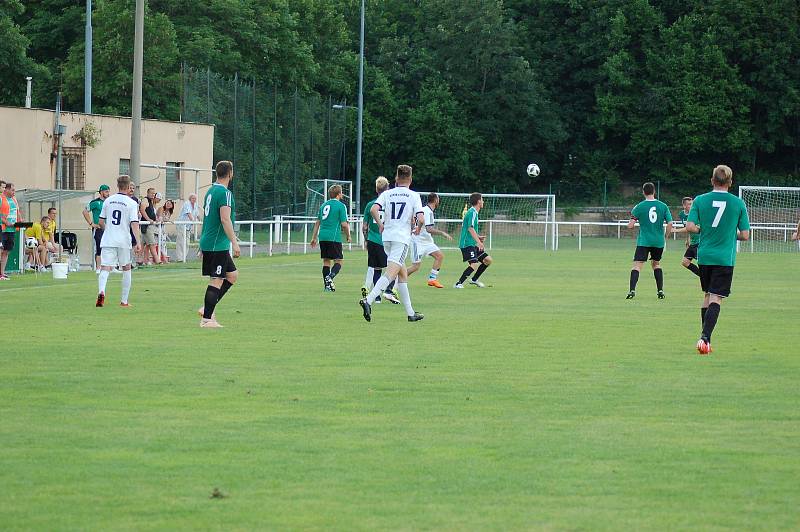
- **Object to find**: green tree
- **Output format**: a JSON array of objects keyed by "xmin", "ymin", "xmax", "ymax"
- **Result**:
[{"xmin": 0, "ymin": 1, "xmax": 48, "ymax": 106}]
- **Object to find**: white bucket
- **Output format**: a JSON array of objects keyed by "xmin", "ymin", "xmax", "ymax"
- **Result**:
[{"xmin": 52, "ymin": 262, "xmax": 68, "ymax": 280}]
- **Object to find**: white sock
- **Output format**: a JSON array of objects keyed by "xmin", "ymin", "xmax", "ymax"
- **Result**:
[
  {"xmin": 367, "ymin": 275, "xmax": 391, "ymax": 304},
  {"xmin": 98, "ymin": 270, "xmax": 110, "ymax": 294},
  {"xmin": 364, "ymin": 267, "xmax": 374, "ymax": 289},
  {"xmin": 397, "ymin": 282, "xmax": 414, "ymax": 316},
  {"xmin": 121, "ymin": 270, "xmax": 132, "ymax": 303},
  {"xmin": 429, "ymin": 268, "xmax": 439, "ymax": 280}
]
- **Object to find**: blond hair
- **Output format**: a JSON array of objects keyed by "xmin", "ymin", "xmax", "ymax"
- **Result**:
[
  {"xmin": 328, "ymin": 184, "xmax": 342, "ymax": 199},
  {"xmin": 712, "ymin": 165, "xmax": 733, "ymax": 186},
  {"xmin": 396, "ymin": 164, "xmax": 413, "ymax": 182},
  {"xmin": 375, "ymin": 176, "xmax": 389, "ymax": 193}
]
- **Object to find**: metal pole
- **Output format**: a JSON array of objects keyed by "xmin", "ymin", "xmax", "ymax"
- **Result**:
[
  {"xmin": 55, "ymin": 93, "xmax": 65, "ymax": 262},
  {"xmin": 341, "ymin": 98, "xmax": 347, "ymax": 179},
  {"xmin": 327, "ymin": 95, "xmax": 332, "ymax": 179},
  {"xmin": 130, "ymin": 0, "xmax": 144, "ymax": 188},
  {"xmin": 206, "ymin": 66, "xmax": 210, "ymax": 123},
  {"xmin": 252, "ymin": 80, "xmax": 257, "ymax": 219},
  {"xmin": 25, "ymin": 77, "xmax": 32, "ymax": 108},
  {"xmin": 293, "ymin": 87, "xmax": 298, "ymax": 213},
  {"xmin": 85, "ymin": 0, "xmax": 92, "ymax": 113},
  {"xmin": 273, "ymin": 85, "xmax": 278, "ymax": 214},
  {"xmin": 355, "ymin": 0, "xmax": 365, "ymax": 215},
  {"xmin": 233, "ymin": 72, "xmax": 238, "ymax": 172}
]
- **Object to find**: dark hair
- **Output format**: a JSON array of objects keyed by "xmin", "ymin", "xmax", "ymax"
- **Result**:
[
  {"xmin": 682, "ymin": 196, "xmax": 692, "ymax": 203},
  {"xmin": 642, "ymin": 182, "xmax": 656, "ymax": 195},
  {"xmin": 396, "ymin": 164, "xmax": 413, "ymax": 181},
  {"xmin": 216, "ymin": 160, "xmax": 233, "ymax": 180},
  {"xmin": 427, "ymin": 192, "xmax": 439, "ymax": 204},
  {"xmin": 118, "ymin": 175, "xmax": 131, "ymax": 190},
  {"xmin": 3, "ymin": 181, "xmax": 12, "ymax": 189},
  {"xmin": 48, "ymin": 207, "xmax": 56, "ymax": 214},
  {"xmin": 162, "ymin": 200, "xmax": 175, "ymax": 216},
  {"xmin": 0, "ymin": 180, "xmax": 5, "ymax": 187},
  {"xmin": 469, "ymin": 192, "xmax": 482, "ymax": 206}
]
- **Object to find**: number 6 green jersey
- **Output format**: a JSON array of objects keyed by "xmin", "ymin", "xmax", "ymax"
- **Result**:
[
  {"xmin": 688, "ymin": 191, "xmax": 750, "ymax": 266},
  {"xmin": 200, "ymin": 183, "xmax": 236, "ymax": 252},
  {"xmin": 631, "ymin": 199, "xmax": 672, "ymax": 247}
]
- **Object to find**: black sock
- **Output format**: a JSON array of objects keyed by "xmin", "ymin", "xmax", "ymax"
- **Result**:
[
  {"xmin": 218, "ymin": 279, "xmax": 233, "ymax": 302},
  {"xmin": 654, "ymin": 268, "xmax": 663, "ymax": 291},
  {"xmin": 702, "ymin": 303, "xmax": 721, "ymax": 341},
  {"xmin": 203, "ymin": 286, "xmax": 221, "ymax": 319},
  {"xmin": 687, "ymin": 263, "xmax": 700, "ymax": 276},
  {"xmin": 458, "ymin": 266, "xmax": 473, "ymax": 284},
  {"xmin": 701, "ymin": 306, "xmax": 708, "ymax": 326},
  {"xmin": 322, "ymin": 265, "xmax": 331, "ymax": 280},
  {"xmin": 386, "ymin": 279, "xmax": 395, "ymax": 291},
  {"xmin": 330, "ymin": 263, "xmax": 341, "ymax": 279},
  {"xmin": 629, "ymin": 270, "xmax": 640, "ymax": 292},
  {"xmin": 372, "ymin": 268, "xmax": 382, "ymax": 286},
  {"xmin": 472, "ymin": 262, "xmax": 489, "ymax": 281}
]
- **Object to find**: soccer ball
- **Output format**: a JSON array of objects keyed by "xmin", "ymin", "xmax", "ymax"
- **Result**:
[
  {"xmin": 25, "ymin": 237, "xmax": 38, "ymax": 249},
  {"xmin": 526, "ymin": 163, "xmax": 541, "ymax": 177}
]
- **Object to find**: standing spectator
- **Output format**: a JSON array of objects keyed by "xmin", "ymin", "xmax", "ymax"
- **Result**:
[
  {"xmin": 0, "ymin": 182, "xmax": 22, "ymax": 280},
  {"xmin": 127, "ymin": 182, "xmax": 142, "ymax": 265},
  {"xmin": 138, "ymin": 188, "xmax": 161, "ymax": 265},
  {"xmin": 156, "ymin": 198, "xmax": 175, "ymax": 263},
  {"xmin": 44, "ymin": 207, "xmax": 63, "ymax": 256},
  {"xmin": 176, "ymin": 194, "xmax": 199, "ymax": 262},
  {"xmin": 83, "ymin": 184, "xmax": 111, "ymax": 273}
]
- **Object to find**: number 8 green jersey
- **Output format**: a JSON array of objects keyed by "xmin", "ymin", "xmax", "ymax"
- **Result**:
[
  {"xmin": 200, "ymin": 183, "xmax": 236, "ymax": 252},
  {"xmin": 688, "ymin": 191, "xmax": 750, "ymax": 266}
]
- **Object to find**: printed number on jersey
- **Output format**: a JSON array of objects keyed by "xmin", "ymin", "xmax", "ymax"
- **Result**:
[
  {"xmin": 204, "ymin": 195, "xmax": 212, "ymax": 216},
  {"xmin": 322, "ymin": 205, "xmax": 331, "ymax": 220},
  {"xmin": 111, "ymin": 210, "xmax": 122, "ymax": 225},
  {"xmin": 389, "ymin": 202, "xmax": 406, "ymax": 220},
  {"xmin": 648, "ymin": 206, "xmax": 657, "ymax": 223},
  {"xmin": 711, "ymin": 201, "xmax": 727, "ymax": 227}
]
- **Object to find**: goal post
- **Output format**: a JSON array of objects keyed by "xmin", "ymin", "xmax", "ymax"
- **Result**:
[
  {"xmin": 305, "ymin": 179, "xmax": 353, "ymax": 218},
  {"xmin": 738, "ymin": 186, "xmax": 800, "ymax": 253},
  {"xmin": 416, "ymin": 192, "xmax": 557, "ymax": 251}
]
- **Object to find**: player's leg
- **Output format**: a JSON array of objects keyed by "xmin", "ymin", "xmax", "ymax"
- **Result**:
[
  {"xmin": 365, "ymin": 242, "xmax": 403, "ymax": 304},
  {"xmin": 682, "ymin": 245, "xmax": 700, "ymax": 276},
  {"xmin": 97, "ymin": 248, "xmax": 117, "ymax": 306},
  {"xmin": 456, "ymin": 247, "xmax": 479, "ymax": 287},
  {"xmin": 628, "ymin": 246, "xmax": 648, "ymax": 298},
  {"xmin": 321, "ymin": 250, "xmax": 332, "ymax": 290},
  {"xmin": 469, "ymin": 253, "xmax": 492, "ymax": 287},
  {"xmin": 117, "ymin": 248, "xmax": 134, "ymax": 306},
  {"xmin": 425, "ymin": 248, "xmax": 445, "ymax": 288},
  {"xmin": 651, "ymin": 251, "xmax": 664, "ymax": 298},
  {"xmin": 407, "ymin": 261, "xmax": 422, "ymax": 275},
  {"xmin": 330, "ymin": 258, "xmax": 343, "ymax": 279},
  {"xmin": 408, "ymin": 241, "xmax": 421, "ymax": 275},
  {"xmin": 698, "ymin": 267, "xmax": 732, "ymax": 353},
  {"xmin": 395, "ymin": 264, "xmax": 422, "ymax": 321},
  {"xmin": 201, "ymin": 252, "xmax": 236, "ymax": 326}
]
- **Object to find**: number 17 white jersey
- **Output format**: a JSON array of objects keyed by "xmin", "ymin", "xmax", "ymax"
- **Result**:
[
  {"xmin": 100, "ymin": 193, "xmax": 140, "ymax": 249},
  {"xmin": 375, "ymin": 186, "xmax": 423, "ymax": 245}
]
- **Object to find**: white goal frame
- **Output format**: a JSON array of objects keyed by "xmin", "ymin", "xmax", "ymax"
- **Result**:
[{"xmin": 738, "ymin": 186, "xmax": 800, "ymax": 253}]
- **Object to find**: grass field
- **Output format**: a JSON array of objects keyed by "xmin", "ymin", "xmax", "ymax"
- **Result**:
[{"xmin": 2, "ymin": 241, "xmax": 799, "ymax": 530}]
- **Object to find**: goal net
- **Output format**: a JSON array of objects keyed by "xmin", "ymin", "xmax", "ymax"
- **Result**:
[
  {"xmin": 739, "ymin": 186, "xmax": 800, "ymax": 253},
  {"xmin": 416, "ymin": 192, "xmax": 556, "ymax": 250},
  {"xmin": 305, "ymin": 179, "xmax": 353, "ymax": 218}
]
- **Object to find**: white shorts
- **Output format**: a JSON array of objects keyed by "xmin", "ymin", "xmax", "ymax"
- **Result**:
[
  {"xmin": 411, "ymin": 241, "xmax": 440, "ymax": 263},
  {"xmin": 101, "ymin": 247, "xmax": 132, "ymax": 267},
  {"xmin": 383, "ymin": 241, "xmax": 409, "ymax": 266}
]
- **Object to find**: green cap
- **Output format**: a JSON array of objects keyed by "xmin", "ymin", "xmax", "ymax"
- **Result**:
[{"xmin": 99, "ymin": 184, "xmax": 110, "ymax": 192}]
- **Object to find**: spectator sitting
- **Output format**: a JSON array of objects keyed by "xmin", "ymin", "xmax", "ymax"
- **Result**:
[
  {"xmin": 44, "ymin": 207, "xmax": 63, "ymax": 256},
  {"xmin": 24, "ymin": 217, "xmax": 50, "ymax": 271},
  {"xmin": 176, "ymin": 194, "xmax": 199, "ymax": 262}
]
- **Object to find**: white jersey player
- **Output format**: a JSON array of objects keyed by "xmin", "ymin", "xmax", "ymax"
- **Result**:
[
  {"xmin": 96, "ymin": 175, "xmax": 142, "ymax": 308},
  {"xmin": 408, "ymin": 192, "xmax": 453, "ymax": 288},
  {"xmin": 359, "ymin": 165, "xmax": 425, "ymax": 322}
]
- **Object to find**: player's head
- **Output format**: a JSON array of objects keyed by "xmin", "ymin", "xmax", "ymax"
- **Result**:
[
  {"xmin": 3, "ymin": 182, "xmax": 13, "ymax": 196},
  {"xmin": 642, "ymin": 182, "xmax": 656, "ymax": 196},
  {"xmin": 48, "ymin": 207, "xmax": 56, "ymax": 219},
  {"xmin": 328, "ymin": 184, "xmax": 343, "ymax": 199},
  {"xmin": 682, "ymin": 196, "xmax": 693, "ymax": 210},
  {"xmin": 40, "ymin": 216, "xmax": 50, "ymax": 227},
  {"xmin": 215, "ymin": 160, "xmax": 233, "ymax": 182},
  {"xmin": 117, "ymin": 175, "xmax": 131, "ymax": 192},
  {"xmin": 396, "ymin": 164, "xmax": 413, "ymax": 185},
  {"xmin": 99, "ymin": 184, "xmax": 110, "ymax": 199},
  {"xmin": 712, "ymin": 165, "xmax": 733, "ymax": 188},
  {"xmin": 375, "ymin": 176, "xmax": 389, "ymax": 194},
  {"xmin": 427, "ymin": 192, "xmax": 439, "ymax": 209},
  {"xmin": 469, "ymin": 192, "xmax": 483, "ymax": 209}
]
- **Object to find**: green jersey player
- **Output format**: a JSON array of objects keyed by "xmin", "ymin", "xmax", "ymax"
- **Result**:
[
  {"xmin": 454, "ymin": 193, "xmax": 493, "ymax": 288},
  {"xmin": 686, "ymin": 165, "xmax": 750, "ymax": 355},
  {"xmin": 310, "ymin": 185, "xmax": 351, "ymax": 291},
  {"xmin": 626, "ymin": 182, "xmax": 673, "ymax": 299},
  {"xmin": 673, "ymin": 196, "xmax": 701, "ymax": 277}
]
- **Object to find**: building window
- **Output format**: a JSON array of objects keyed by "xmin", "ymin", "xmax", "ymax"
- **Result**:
[
  {"xmin": 60, "ymin": 147, "xmax": 86, "ymax": 190},
  {"xmin": 166, "ymin": 161, "xmax": 183, "ymax": 199},
  {"xmin": 119, "ymin": 158, "xmax": 130, "ymax": 176}
]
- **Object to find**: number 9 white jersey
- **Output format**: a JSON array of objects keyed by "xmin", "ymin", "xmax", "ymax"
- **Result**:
[
  {"xmin": 375, "ymin": 186, "xmax": 423, "ymax": 245},
  {"xmin": 99, "ymin": 193, "xmax": 140, "ymax": 249}
]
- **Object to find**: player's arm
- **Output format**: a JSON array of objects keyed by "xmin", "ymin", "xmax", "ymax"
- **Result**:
[
  {"xmin": 427, "ymin": 226, "xmax": 453, "ymax": 240},
  {"xmin": 131, "ymin": 220, "xmax": 142, "ymax": 253},
  {"xmin": 310, "ymin": 220, "xmax": 321, "ymax": 247},
  {"xmin": 340, "ymin": 221, "xmax": 351, "ymax": 243},
  {"xmin": 413, "ymin": 212, "xmax": 424, "ymax": 236},
  {"xmin": 370, "ymin": 202, "xmax": 383, "ymax": 233},
  {"xmin": 219, "ymin": 205, "xmax": 240, "ymax": 257},
  {"xmin": 82, "ymin": 207, "xmax": 94, "ymax": 227}
]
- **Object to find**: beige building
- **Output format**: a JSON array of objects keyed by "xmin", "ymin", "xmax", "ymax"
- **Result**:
[{"xmin": 0, "ymin": 105, "xmax": 214, "ymax": 264}]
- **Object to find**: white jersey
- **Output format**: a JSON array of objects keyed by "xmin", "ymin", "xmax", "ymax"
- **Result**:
[
  {"xmin": 413, "ymin": 205, "xmax": 436, "ymax": 245},
  {"xmin": 375, "ymin": 186, "xmax": 423, "ymax": 244},
  {"xmin": 100, "ymin": 193, "xmax": 139, "ymax": 249}
]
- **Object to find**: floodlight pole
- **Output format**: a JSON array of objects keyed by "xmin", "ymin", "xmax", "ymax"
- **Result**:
[
  {"xmin": 130, "ymin": 0, "xmax": 145, "ymax": 187},
  {"xmin": 355, "ymin": 0, "xmax": 365, "ymax": 215},
  {"xmin": 85, "ymin": 0, "xmax": 92, "ymax": 114}
]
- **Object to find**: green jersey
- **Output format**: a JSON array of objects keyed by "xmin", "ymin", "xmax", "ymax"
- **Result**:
[
  {"xmin": 679, "ymin": 210, "xmax": 700, "ymax": 245},
  {"xmin": 363, "ymin": 199, "xmax": 383, "ymax": 245},
  {"xmin": 631, "ymin": 199, "xmax": 672, "ymax": 247},
  {"xmin": 459, "ymin": 206, "xmax": 480, "ymax": 248},
  {"xmin": 199, "ymin": 183, "xmax": 236, "ymax": 252},
  {"xmin": 87, "ymin": 197, "xmax": 104, "ymax": 224},
  {"xmin": 317, "ymin": 199, "xmax": 347, "ymax": 242},
  {"xmin": 688, "ymin": 191, "xmax": 750, "ymax": 266}
]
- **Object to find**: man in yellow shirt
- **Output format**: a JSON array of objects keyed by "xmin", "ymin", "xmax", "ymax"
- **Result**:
[
  {"xmin": 24, "ymin": 217, "xmax": 50, "ymax": 270},
  {"xmin": 44, "ymin": 207, "xmax": 62, "ymax": 254}
]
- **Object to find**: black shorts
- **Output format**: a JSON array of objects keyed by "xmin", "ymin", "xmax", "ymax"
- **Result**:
[
  {"xmin": 320, "ymin": 241, "xmax": 343, "ymax": 260},
  {"xmin": 633, "ymin": 246, "xmax": 664, "ymax": 262},
  {"xmin": 683, "ymin": 243, "xmax": 698, "ymax": 260},
  {"xmin": 699, "ymin": 265, "xmax": 734, "ymax": 298},
  {"xmin": 461, "ymin": 246, "xmax": 488, "ymax": 264},
  {"xmin": 94, "ymin": 228, "xmax": 104, "ymax": 257},
  {"xmin": 1, "ymin": 232, "xmax": 15, "ymax": 252},
  {"xmin": 366, "ymin": 240, "xmax": 387, "ymax": 269},
  {"xmin": 202, "ymin": 250, "xmax": 237, "ymax": 278}
]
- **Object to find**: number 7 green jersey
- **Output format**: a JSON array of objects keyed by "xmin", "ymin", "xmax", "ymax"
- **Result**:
[{"xmin": 688, "ymin": 191, "xmax": 750, "ymax": 266}]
